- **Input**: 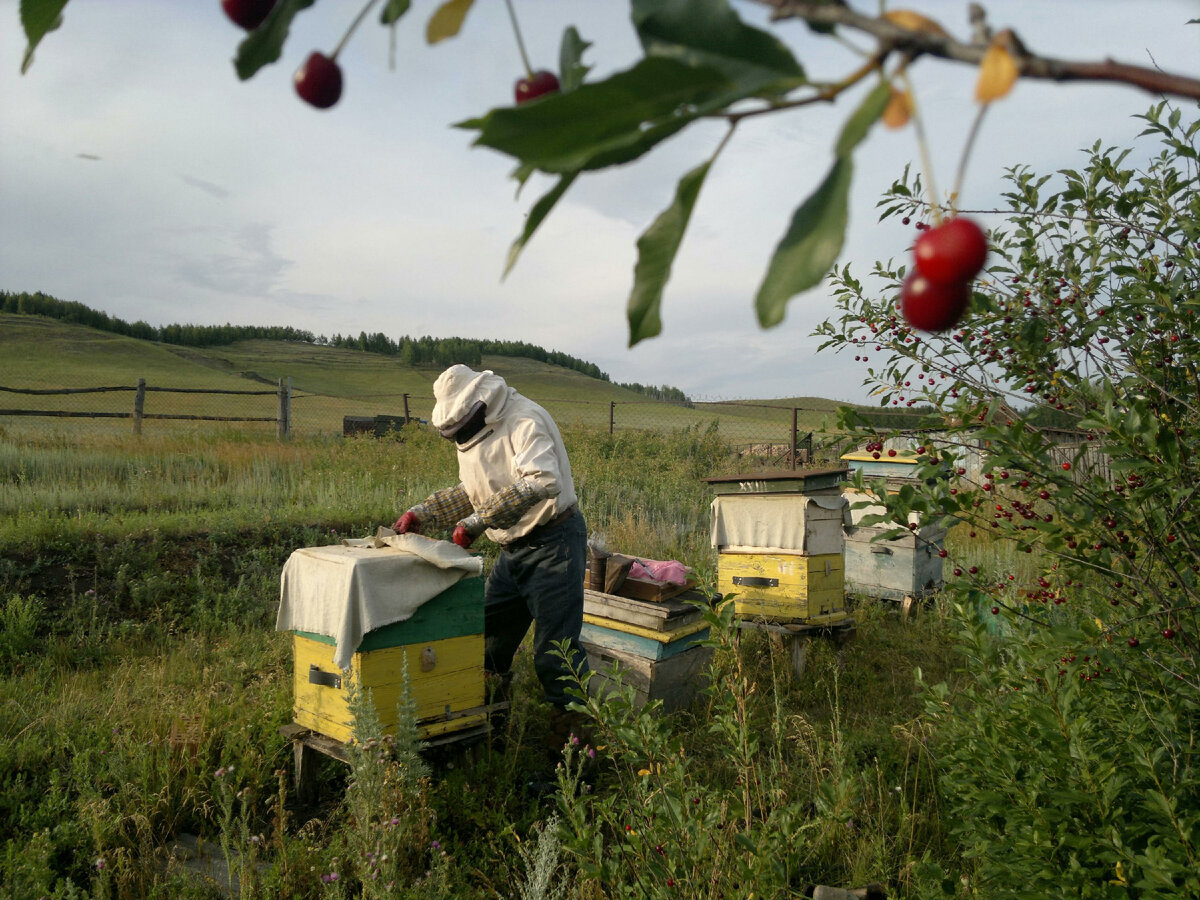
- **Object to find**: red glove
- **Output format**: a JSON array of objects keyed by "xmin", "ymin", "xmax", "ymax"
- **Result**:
[
  {"xmin": 452, "ymin": 524, "xmax": 476, "ymax": 549},
  {"xmin": 393, "ymin": 511, "xmax": 421, "ymax": 534}
]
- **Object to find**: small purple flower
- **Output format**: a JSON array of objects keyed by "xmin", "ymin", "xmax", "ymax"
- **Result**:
[
  {"xmin": 390, "ymin": 816, "xmax": 400, "ymax": 826},
  {"xmin": 430, "ymin": 840, "xmax": 441, "ymax": 851},
  {"xmin": 587, "ymin": 747, "xmax": 596, "ymax": 759},
  {"xmin": 571, "ymin": 734, "xmax": 580, "ymax": 746},
  {"xmin": 86, "ymin": 589, "xmax": 95, "ymax": 596},
  {"xmin": 215, "ymin": 767, "xmax": 226, "ymax": 778},
  {"xmin": 94, "ymin": 858, "xmax": 106, "ymax": 870}
]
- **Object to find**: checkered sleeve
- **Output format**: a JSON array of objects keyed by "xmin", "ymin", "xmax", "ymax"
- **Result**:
[
  {"xmin": 410, "ymin": 483, "xmax": 474, "ymax": 529},
  {"xmin": 474, "ymin": 478, "xmax": 550, "ymax": 531}
]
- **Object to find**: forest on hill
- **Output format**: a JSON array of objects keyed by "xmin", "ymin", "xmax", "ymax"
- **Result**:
[{"xmin": 0, "ymin": 290, "xmax": 689, "ymax": 403}]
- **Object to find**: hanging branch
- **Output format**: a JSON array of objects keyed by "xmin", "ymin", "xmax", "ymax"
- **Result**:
[{"xmin": 754, "ymin": 1, "xmax": 1200, "ymax": 101}]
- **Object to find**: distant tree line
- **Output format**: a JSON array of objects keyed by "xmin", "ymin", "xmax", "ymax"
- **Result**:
[
  {"xmin": 614, "ymin": 382, "xmax": 693, "ymax": 406},
  {"xmin": 1, "ymin": 290, "xmax": 693, "ymax": 401}
]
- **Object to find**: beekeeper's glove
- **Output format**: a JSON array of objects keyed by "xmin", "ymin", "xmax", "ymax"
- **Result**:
[
  {"xmin": 393, "ymin": 510, "xmax": 421, "ymax": 534},
  {"xmin": 452, "ymin": 514, "xmax": 485, "ymax": 549}
]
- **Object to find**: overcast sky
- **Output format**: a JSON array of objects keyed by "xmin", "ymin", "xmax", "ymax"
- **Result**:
[{"xmin": 2, "ymin": 2, "xmax": 1197, "ymax": 402}]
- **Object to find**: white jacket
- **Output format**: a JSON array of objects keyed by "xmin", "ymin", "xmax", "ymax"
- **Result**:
[{"xmin": 432, "ymin": 366, "xmax": 578, "ymax": 546}]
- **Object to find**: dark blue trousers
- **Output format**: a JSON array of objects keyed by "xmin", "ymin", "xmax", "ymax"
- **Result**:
[{"xmin": 483, "ymin": 508, "xmax": 589, "ymax": 708}]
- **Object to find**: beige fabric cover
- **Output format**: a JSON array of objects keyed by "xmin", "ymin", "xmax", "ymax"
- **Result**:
[
  {"xmin": 710, "ymin": 494, "xmax": 852, "ymax": 555},
  {"xmin": 276, "ymin": 533, "xmax": 483, "ymax": 670},
  {"xmin": 432, "ymin": 365, "xmax": 578, "ymax": 545}
]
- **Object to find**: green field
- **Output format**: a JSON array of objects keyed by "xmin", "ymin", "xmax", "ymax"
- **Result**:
[{"xmin": 0, "ymin": 313, "xmax": 853, "ymax": 444}]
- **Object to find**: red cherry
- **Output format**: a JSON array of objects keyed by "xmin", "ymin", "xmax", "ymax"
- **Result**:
[
  {"xmin": 990, "ymin": 606, "xmax": 999, "ymax": 615},
  {"xmin": 294, "ymin": 52, "xmax": 343, "ymax": 109},
  {"xmin": 900, "ymin": 272, "xmax": 970, "ymax": 332},
  {"xmin": 913, "ymin": 217, "xmax": 989, "ymax": 284},
  {"xmin": 514, "ymin": 70, "xmax": 560, "ymax": 104},
  {"xmin": 1162, "ymin": 628, "xmax": 1176, "ymax": 639},
  {"xmin": 1128, "ymin": 638, "xmax": 1139, "ymax": 647},
  {"xmin": 222, "ymin": 0, "xmax": 275, "ymax": 30}
]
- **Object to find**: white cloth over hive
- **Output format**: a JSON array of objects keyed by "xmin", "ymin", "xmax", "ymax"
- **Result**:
[
  {"xmin": 276, "ymin": 533, "xmax": 483, "ymax": 671},
  {"xmin": 710, "ymin": 494, "xmax": 852, "ymax": 556}
]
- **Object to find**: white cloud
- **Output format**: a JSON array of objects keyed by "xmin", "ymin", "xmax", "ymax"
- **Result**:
[{"xmin": 2, "ymin": 0, "xmax": 1197, "ymax": 402}]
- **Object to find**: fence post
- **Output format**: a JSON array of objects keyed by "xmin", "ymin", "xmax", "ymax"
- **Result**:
[
  {"xmin": 277, "ymin": 377, "xmax": 291, "ymax": 441},
  {"xmin": 609, "ymin": 401, "xmax": 615, "ymax": 435},
  {"xmin": 132, "ymin": 378, "xmax": 146, "ymax": 436},
  {"xmin": 791, "ymin": 408, "xmax": 799, "ymax": 470},
  {"xmin": 403, "ymin": 393, "xmax": 410, "ymax": 423}
]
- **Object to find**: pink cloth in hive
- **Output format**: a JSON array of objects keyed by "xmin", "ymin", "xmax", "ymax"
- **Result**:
[{"xmin": 628, "ymin": 558, "xmax": 691, "ymax": 585}]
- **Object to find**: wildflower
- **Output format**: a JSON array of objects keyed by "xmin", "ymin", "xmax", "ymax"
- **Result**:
[
  {"xmin": 94, "ymin": 858, "xmax": 106, "ymax": 870},
  {"xmin": 86, "ymin": 589, "xmax": 95, "ymax": 596},
  {"xmin": 587, "ymin": 746, "xmax": 595, "ymax": 759},
  {"xmin": 430, "ymin": 840, "xmax": 441, "ymax": 851},
  {"xmin": 215, "ymin": 767, "xmax": 226, "ymax": 778}
]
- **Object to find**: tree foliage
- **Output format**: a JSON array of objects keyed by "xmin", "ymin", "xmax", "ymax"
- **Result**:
[{"xmin": 818, "ymin": 102, "xmax": 1200, "ymax": 895}]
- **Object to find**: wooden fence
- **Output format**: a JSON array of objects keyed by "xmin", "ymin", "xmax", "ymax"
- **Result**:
[{"xmin": 0, "ymin": 377, "xmax": 293, "ymax": 439}]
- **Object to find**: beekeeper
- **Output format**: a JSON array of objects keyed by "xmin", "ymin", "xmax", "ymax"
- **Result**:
[{"xmin": 393, "ymin": 365, "xmax": 589, "ymax": 726}]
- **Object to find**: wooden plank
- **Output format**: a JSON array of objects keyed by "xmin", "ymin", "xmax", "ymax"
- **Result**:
[
  {"xmin": 581, "ymin": 614, "xmax": 710, "ymax": 643},
  {"xmin": 580, "ymin": 620, "xmax": 709, "ymax": 661},
  {"xmin": 583, "ymin": 589, "xmax": 706, "ymax": 630},
  {"xmin": 614, "ymin": 576, "xmax": 697, "ymax": 603}
]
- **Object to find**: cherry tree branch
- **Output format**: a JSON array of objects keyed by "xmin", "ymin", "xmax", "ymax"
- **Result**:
[{"xmin": 753, "ymin": 1, "xmax": 1200, "ymax": 101}]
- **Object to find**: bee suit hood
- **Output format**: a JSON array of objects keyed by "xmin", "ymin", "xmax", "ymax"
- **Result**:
[{"xmin": 431, "ymin": 365, "xmax": 514, "ymax": 437}]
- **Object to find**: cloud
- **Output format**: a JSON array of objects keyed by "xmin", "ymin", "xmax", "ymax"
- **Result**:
[{"xmin": 178, "ymin": 174, "xmax": 230, "ymax": 199}]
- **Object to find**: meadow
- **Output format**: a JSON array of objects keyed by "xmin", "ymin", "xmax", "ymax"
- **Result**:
[{"xmin": 0, "ymin": 418, "xmax": 1000, "ymax": 900}]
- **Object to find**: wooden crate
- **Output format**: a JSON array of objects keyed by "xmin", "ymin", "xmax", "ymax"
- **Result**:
[
  {"xmin": 291, "ymin": 578, "xmax": 487, "ymax": 744},
  {"xmin": 717, "ymin": 550, "xmax": 851, "ymax": 625},
  {"xmin": 583, "ymin": 641, "xmax": 713, "ymax": 713}
]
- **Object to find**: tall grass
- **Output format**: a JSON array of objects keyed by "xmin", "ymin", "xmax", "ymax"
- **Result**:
[{"xmin": 0, "ymin": 425, "xmax": 969, "ymax": 898}]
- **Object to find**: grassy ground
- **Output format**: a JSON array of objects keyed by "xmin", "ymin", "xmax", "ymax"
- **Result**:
[{"xmin": 0, "ymin": 425, "xmax": 978, "ymax": 899}]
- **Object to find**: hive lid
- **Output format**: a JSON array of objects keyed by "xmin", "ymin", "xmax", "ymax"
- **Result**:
[{"xmin": 702, "ymin": 466, "xmax": 849, "ymax": 494}]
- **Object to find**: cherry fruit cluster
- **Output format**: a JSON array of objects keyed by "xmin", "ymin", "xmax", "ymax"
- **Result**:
[
  {"xmin": 224, "ymin": 0, "xmax": 562, "ymax": 111},
  {"xmin": 900, "ymin": 217, "xmax": 988, "ymax": 333}
]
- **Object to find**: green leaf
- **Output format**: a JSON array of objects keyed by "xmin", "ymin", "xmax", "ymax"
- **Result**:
[
  {"xmin": 459, "ymin": 56, "xmax": 729, "ymax": 174},
  {"xmin": 503, "ymin": 172, "xmax": 577, "ymax": 278},
  {"xmin": 234, "ymin": 0, "xmax": 316, "ymax": 81},
  {"xmin": 835, "ymin": 80, "xmax": 892, "ymax": 157},
  {"xmin": 380, "ymin": 0, "xmax": 412, "ymax": 25},
  {"xmin": 752, "ymin": 81, "xmax": 889, "ymax": 327},
  {"xmin": 19, "ymin": 0, "xmax": 70, "ymax": 74},
  {"xmin": 632, "ymin": 0, "xmax": 805, "ymax": 96},
  {"xmin": 558, "ymin": 26, "xmax": 592, "ymax": 93},
  {"xmin": 628, "ymin": 159, "xmax": 713, "ymax": 346},
  {"xmin": 755, "ymin": 156, "xmax": 853, "ymax": 327}
]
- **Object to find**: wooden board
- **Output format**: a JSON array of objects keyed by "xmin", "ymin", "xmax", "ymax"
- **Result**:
[
  {"xmin": 583, "ymin": 588, "xmax": 707, "ymax": 630},
  {"xmin": 580, "ymin": 616, "xmax": 710, "ymax": 661},
  {"xmin": 583, "ymin": 642, "xmax": 714, "ymax": 713},
  {"xmin": 702, "ymin": 466, "xmax": 850, "ymax": 495},
  {"xmin": 616, "ymin": 576, "xmax": 697, "ymax": 603}
]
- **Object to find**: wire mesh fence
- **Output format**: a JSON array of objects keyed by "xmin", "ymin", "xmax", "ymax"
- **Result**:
[
  {"xmin": 0, "ymin": 372, "xmax": 849, "ymax": 467},
  {"xmin": 0, "ymin": 369, "xmax": 1101, "ymax": 477}
]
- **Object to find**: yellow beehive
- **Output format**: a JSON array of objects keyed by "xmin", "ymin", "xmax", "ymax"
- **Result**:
[
  {"xmin": 717, "ymin": 550, "xmax": 849, "ymax": 624},
  {"xmin": 291, "ymin": 578, "xmax": 487, "ymax": 744}
]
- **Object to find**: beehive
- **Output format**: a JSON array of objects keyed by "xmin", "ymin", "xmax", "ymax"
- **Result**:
[
  {"xmin": 705, "ymin": 468, "xmax": 854, "ymax": 626},
  {"xmin": 580, "ymin": 588, "xmax": 713, "ymax": 712},
  {"xmin": 842, "ymin": 490, "xmax": 948, "ymax": 601},
  {"xmin": 291, "ymin": 577, "xmax": 486, "ymax": 744}
]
